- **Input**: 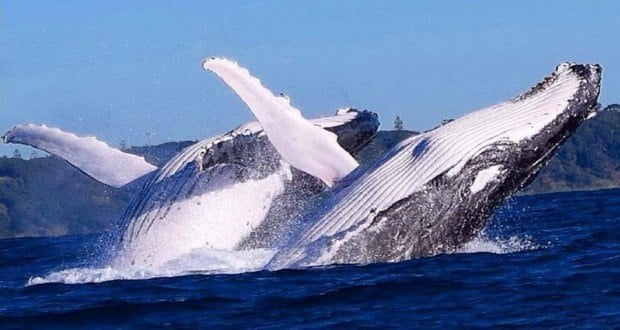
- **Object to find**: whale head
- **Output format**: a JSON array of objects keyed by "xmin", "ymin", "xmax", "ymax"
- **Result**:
[
  {"xmin": 443, "ymin": 63, "xmax": 602, "ymax": 205},
  {"xmin": 398, "ymin": 63, "xmax": 604, "ymax": 253}
]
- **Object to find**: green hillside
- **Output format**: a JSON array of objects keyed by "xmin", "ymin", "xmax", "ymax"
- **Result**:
[{"xmin": 0, "ymin": 157, "xmax": 130, "ymax": 238}]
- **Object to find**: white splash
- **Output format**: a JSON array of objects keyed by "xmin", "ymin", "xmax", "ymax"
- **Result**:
[
  {"xmin": 470, "ymin": 165, "xmax": 503, "ymax": 193},
  {"xmin": 26, "ymin": 235, "xmax": 545, "ymax": 286},
  {"xmin": 457, "ymin": 234, "xmax": 543, "ymax": 254},
  {"xmin": 27, "ymin": 248, "xmax": 275, "ymax": 286}
]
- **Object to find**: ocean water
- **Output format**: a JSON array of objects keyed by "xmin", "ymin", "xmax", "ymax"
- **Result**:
[{"xmin": 1, "ymin": 188, "xmax": 618, "ymax": 327}]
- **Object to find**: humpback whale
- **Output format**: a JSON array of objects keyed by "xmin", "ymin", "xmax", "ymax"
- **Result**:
[
  {"xmin": 251, "ymin": 62, "xmax": 602, "ymax": 270},
  {"xmin": 3, "ymin": 62, "xmax": 380, "ymax": 268},
  {"xmin": 112, "ymin": 108, "xmax": 378, "ymax": 267}
]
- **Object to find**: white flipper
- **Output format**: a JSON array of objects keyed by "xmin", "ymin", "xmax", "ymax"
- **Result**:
[
  {"xmin": 3, "ymin": 124, "xmax": 157, "ymax": 188},
  {"xmin": 203, "ymin": 57, "xmax": 359, "ymax": 187}
]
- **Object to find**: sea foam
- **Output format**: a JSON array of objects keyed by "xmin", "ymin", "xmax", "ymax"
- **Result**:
[
  {"xmin": 27, "ymin": 248, "xmax": 275, "ymax": 286},
  {"xmin": 457, "ymin": 234, "xmax": 543, "ymax": 254},
  {"xmin": 26, "ymin": 234, "xmax": 543, "ymax": 286}
]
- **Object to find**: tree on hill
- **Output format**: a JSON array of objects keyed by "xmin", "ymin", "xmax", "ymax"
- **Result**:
[{"xmin": 394, "ymin": 116, "xmax": 404, "ymax": 131}]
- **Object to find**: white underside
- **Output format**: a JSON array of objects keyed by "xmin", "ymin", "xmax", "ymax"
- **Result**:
[{"xmin": 114, "ymin": 168, "xmax": 287, "ymax": 268}]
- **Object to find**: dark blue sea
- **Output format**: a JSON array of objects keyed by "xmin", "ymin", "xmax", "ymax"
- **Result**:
[{"xmin": 1, "ymin": 188, "xmax": 618, "ymax": 328}]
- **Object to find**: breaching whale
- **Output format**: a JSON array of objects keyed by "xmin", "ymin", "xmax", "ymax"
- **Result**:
[
  {"xmin": 3, "ymin": 63, "xmax": 380, "ymax": 268},
  {"xmin": 112, "ymin": 108, "xmax": 378, "ymax": 267},
  {"xmin": 245, "ymin": 62, "xmax": 601, "ymax": 270}
]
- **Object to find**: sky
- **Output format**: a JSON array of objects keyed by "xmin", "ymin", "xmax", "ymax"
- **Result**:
[{"xmin": 1, "ymin": 1, "xmax": 619, "ymax": 156}]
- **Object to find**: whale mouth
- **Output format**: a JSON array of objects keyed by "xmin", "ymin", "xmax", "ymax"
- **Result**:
[{"xmin": 463, "ymin": 63, "xmax": 602, "ymax": 199}]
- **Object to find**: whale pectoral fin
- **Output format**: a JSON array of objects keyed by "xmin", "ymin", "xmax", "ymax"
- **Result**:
[
  {"xmin": 3, "ymin": 124, "xmax": 157, "ymax": 188},
  {"xmin": 203, "ymin": 57, "xmax": 359, "ymax": 187}
]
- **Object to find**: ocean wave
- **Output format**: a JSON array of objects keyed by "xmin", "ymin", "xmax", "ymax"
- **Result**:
[
  {"xmin": 457, "ymin": 234, "xmax": 544, "ymax": 254},
  {"xmin": 27, "ymin": 248, "xmax": 275, "ymax": 286}
]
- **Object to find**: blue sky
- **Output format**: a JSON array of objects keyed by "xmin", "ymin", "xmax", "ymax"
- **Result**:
[{"xmin": 1, "ymin": 1, "xmax": 619, "ymax": 155}]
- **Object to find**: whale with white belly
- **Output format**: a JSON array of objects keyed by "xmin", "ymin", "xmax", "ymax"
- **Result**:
[
  {"xmin": 243, "ymin": 62, "xmax": 602, "ymax": 269},
  {"xmin": 3, "ymin": 61, "xmax": 380, "ymax": 268}
]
